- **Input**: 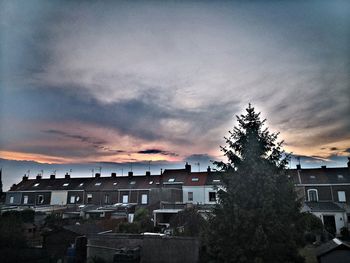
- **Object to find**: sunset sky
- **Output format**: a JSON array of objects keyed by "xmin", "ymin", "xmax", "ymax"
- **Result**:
[{"xmin": 0, "ymin": 1, "xmax": 349, "ymax": 189}]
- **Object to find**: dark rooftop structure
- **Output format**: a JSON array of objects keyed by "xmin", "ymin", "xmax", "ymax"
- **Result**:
[{"xmin": 316, "ymin": 238, "xmax": 350, "ymax": 263}]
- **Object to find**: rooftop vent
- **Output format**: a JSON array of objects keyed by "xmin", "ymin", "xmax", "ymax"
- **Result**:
[
  {"xmin": 65, "ymin": 173, "xmax": 70, "ymax": 179},
  {"xmin": 111, "ymin": 172, "xmax": 117, "ymax": 178}
]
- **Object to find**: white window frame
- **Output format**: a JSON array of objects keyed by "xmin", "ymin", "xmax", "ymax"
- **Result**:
[
  {"xmin": 122, "ymin": 195, "xmax": 129, "ymax": 204},
  {"xmin": 23, "ymin": 195, "xmax": 28, "ymax": 204},
  {"xmin": 105, "ymin": 194, "xmax": 110, "ymax": 204},
  {"xmin": 307, "ymin": 189, "xmax": 318, "ymax": 202},
  {"xmin": 141, "ymin": 194, "xmax": 148, "ymax": 204},
  {"xmin": 9, "ymin": 196, "xmax": 14, "ymax": 204},
  {"xmin": 188, "ymin": 192, "xmax": 193, "ymax": 201},
  {"xmin": 37, "ymin": 195, "xmax": 44, "ymax": 204},
  {"xmin": 338, "ymin": 191, "xmax": 346, "ymax": 202},
  {"xmin": 87, "ymin": 194, "xmax": 93, "ymax": 203},
  {"xmin": 70, "ymin": 196, "xmax": 76, "ymax": 204}
]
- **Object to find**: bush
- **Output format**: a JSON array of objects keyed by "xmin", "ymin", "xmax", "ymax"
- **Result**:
[{"xmin": 340, "ymin": 227, "xmax": 349, "ymax": 239}]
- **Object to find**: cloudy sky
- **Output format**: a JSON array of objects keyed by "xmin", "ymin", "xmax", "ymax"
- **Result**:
[{"xmin": 0, "ymin": 0, "xmax": 349, "ymax": 188}]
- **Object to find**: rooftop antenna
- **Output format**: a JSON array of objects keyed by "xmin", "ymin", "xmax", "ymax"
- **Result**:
[
  {"xmin": 98, "ymin": 166, "xmax": 102, "ymax": 174},
  {"xmin": 148, "ymin": 161, "xmax": 151, "ymax": 172},
  {"xmin": 91, "ymin": 169, "xmax": 94, "ymax": 177},
  {"xmin": 122, "ymin": 168, "xmax": 124, "ymax": 176},
  {"xmin": 53, "ymin": 170, "xmax": 56, "ymax": 175},
  {"xmin": 297, "ymin": 156, "xmax": 301, "ymax": 166},
  {"xmin": 40, "ymin": 169, "xmax": 44, "ymax": 176},
  {"xmin": 27, "ymin": 170, "xmax": 30, "ymax": 177},
  {"xmin": 130, "ymin": 163, "xmax": 133, "ymax": 172}
]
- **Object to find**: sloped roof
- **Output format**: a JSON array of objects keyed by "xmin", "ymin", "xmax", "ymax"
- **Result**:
[
  {"xmin": 289, "ymin": 167, "xmax": 350, "ymax": 184},
  {"xmin": 63, "ymin": 224, "xmax": 105, "ymax": 235},
  {"xmin": 316, "ymin": 238, "xmax": 350, "ymax": 258},
  {"xmin": 184, "ymin": 172, "xmax": 208, "ymax": 186},
  {"xmin": 305, "ymin": 201, "xmax": 345, "ymax": 212}
]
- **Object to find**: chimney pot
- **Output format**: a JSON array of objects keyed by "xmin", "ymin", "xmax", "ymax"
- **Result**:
[
  {"xmin": 321, "ymin": 165, "xmax": 327, "ymax": 169},
  {"xmin": 50, "ymin": 174, "xmax": 55, "ymax": 180},
  {"xmin": 111, "ymin": 172, "xmax": 116, "ymax": 178},
  {"xmin": 128, "ymin": 171, "xmax": 133, "ymax": 177},
  {"xmin": 207, "ymin": 166, "xmax": 211, "ymax": 173},
  {"xmin": 95, "ymin": 173, "xmax": 101, "ymax": 178},
  {"xmin": 65, "ymin": 173, "xmax": 70, "ymax": 179},
  {"xmin": 347, "ymin": 157, "xmax": 350, "ymax": 168},
  {"xmin": 36, "ymin": 174, "xmax": 42, "ymax": 180},
  {"xmin": 146, "ymin": 171, "xmax": 151, "ymax": 176},
  {"xmin": 296, "ymin": 164, "xmax": 301, "ymax": 170},
  {"xmin": 22, "ymin": 175, "xmax": 28, "ymax": 181},
  {"xmin": 185, "ymin": 162, "xmax": 191, "ymax": 173}
]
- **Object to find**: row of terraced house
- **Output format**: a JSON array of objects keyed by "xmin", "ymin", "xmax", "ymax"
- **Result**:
[{"xmin": 4, "ymin": 159, "xmax": 350, "ymax": 235}]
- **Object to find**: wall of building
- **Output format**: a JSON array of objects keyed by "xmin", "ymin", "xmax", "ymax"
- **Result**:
[
  {"xmin": 5, "ymin": 192, "xmax": 22, "ymax": 205},
  {"xmin": 87, "ymin": 234, "xmax": 199, "ymax": 263},
  {"xmin": 312, "ymin": 211, "xmax": 347, "ymax": 235},
  {"xmin": 183, "ymin": 186, "xmax": 206, "ymax": 204},
  {"xmin": 305, "ymin": 186, "xmax": 333, "ymax": 201}
]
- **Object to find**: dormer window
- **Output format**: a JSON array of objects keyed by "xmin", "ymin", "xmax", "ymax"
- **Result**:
[
  {"xmin": 149, "ymin": 181, "xmax": 153, "ymax": 185},
  {"xmin": 310, "ymin": 175, "xmax": 316, "ymax": 179},
  {"xmin": 307, "ymin": 189, "xmax": 318, "ymax": 202},
  {"xmin": 130, "ymin": 181, "xmax": 136, "ymax": 185},
  {"xmin": 63, "ymin": 183, "xmax": 69, "ymax": 187},
  {"xmin": 213, "ymin": 179, "xmax": 221, "ymax": 183},
  {"xmin": 191, "ymin": 178, "xmax": 199, "ymax": 182},
  {"xmin": 113, "ymin": 182, "xmax": 117, "ymax": 185},
  {"xmin": 168, "ymin": 178, "xmax": 175, "ymax": 182},
  {"xmin": 34, "ymin": 183, "xmax": 40, "ymax": 187},
  {"xmin": 79, "ymin": 183, "xmax": 84, "ymax": 187},
  {"xmin": 95, "ymin": 182, "xmax": 101, "ymax": 186},
  {"xmin": 337, "ymin": 174, "xmax": 344, "ymax": 179}
]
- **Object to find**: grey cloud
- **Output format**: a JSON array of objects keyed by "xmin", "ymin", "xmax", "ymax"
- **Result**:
[{"xmin": 137, "ymin": 149, "xmax": 178, "ymax": 156}]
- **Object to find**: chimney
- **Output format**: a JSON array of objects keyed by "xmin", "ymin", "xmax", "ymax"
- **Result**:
[
  {"xmin": 347, "ymin": 157, "xmax": 350, "ymax": 168},
  {"xmin": 111, "ymin": 172, "xmax": 117, "ymax": 178},
  {"xmin": 321, "ymin": 165, "xmax": 327, "ymax": 169},
  {"xmin": 146, "ymin": 171, "xmax": 151, "ymax": 177},
  {"xmin": 36, "ymin": 174, "xmax": 42, "ymax": 180},
  {"xmin": 65, "ymin": 173, "xmax": 70, "ymax": 179},
  {"xmin": 185, "ymin": 162, "xmax": 191, "ymax": 173},
  {"xmin": 207, "ymin": 166, "xmax": 211, "ymax": 173},
  {"xmin": 50, "ymin": 174, "xmax": 55, "ymax": 180},
  {"xmin": 296, "ymin": 164, "xmax": 301, "ymax": 170},
  {"xmin": 160, "ymin": 169, "xmax": 163, "ymax": 175},
  {"xmin": 95, "ymin": 173, "xmax": 101, "ymax": 178},
  {"xmin": 128, "ymin": 171, "xmax": 133, "ymax": 177},
  {"xmin": 22, "ymin": 175, "xmax": 28, "ymax": 181}
]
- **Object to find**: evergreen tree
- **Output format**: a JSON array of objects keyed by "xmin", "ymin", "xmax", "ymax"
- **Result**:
[{"xmin": 205, "ymin": 104, "xmax": 304, "ymax": 263}]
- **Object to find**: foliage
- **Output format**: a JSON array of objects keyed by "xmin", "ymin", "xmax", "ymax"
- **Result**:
[
  {"xmin": 170, "ymin": 207, "xmax": 207, "ymax": 237},
  {"xmin": 340, "ymin": 227, "xmax": 349, "ymax": 239},
  {"xmin": 117, "ymin": 222, "xmax": 140, "ymax": 234},
  {"xmin": 2, "ymin": 209, "xmax": 35, "ymax": 223},
  {"xmin": 133, "ymin": 208, "xmax": 154, "ymax": 233},
  {"xmin": 0, "ymin": 213, "xmax": 27, "ymax": 248},
  {"xmin": 205, "ymin": 104, "xmax": 305, "ymax": 263}
]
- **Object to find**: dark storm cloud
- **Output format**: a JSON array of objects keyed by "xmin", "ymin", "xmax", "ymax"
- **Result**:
[{"xmin": 137, "ymin": 149, "xmax": 178, "ymax": 156}]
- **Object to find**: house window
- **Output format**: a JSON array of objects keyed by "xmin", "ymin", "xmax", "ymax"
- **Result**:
[
  {"xmin": 338, "ymin": 191, "xmax": 346, "ymax": 202},
  {"xmin": 188, "ymin": 192, "xmax": 193, "ymax": 201},
  {"xmin": 37, "ymin": 195, "xmax": 44, "ymax": 204},
  {"xmin": 141, "ymin": 194, "xmax": 148, "ymax": 204},
  {"xmin": 307, "ymin": 189, "xmax": 318, "ymax": 202},
  {"xmin": 95, "ymin": 182, "xmax": 101, "ymax": 186},
  {"xmin": 105, "ymin": 194, "xmax": 110, "ymax": 204},
  {"xmin": 70, "ymin": 196, "xmax": 76, "ymax": 204},
  {"xmin": 122, "ymin": 195, "xmax": 128, "ymax": 204},
  {"xmin": 87, "ymin": 194, "xmax": 93, "ymax": 204},
  {"xmin": 10, "ymin": 196, "xmax": 14, "ymax": 204},
  {"xmin": 168, "ymin": 178, "xmax": 175, "ymax": 182},
  {"xmin": 23, "ymin": 195, "xmax": 28, "ymax": 204},
  {"xmin": 34, "ymin": 183, "xmax": 40, "ymax": 187},
  {"xmin": 191, "ymin": 178, "xmax": 199, "ymax": 182},
  {"xmin": 63, "ymin": 183, "xmax": 69, "ymax": 187},
  {"xmin": 209, "ymin": 192, "xmax": 216, "ymax": 202}
]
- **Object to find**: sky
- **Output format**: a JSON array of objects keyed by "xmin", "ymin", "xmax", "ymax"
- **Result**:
[{"xmin": 0, "ymin": 0, "xmax": 349, "ymax": 190}]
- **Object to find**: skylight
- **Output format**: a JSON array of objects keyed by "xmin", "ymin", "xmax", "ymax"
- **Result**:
[
  {"xmin": 95, "ymin": 182, "xmax": 101, "ymax": 186},
  {"xmin": 310, "ymin": 175, "xmax": 316, "ymax": 179},
  {"xmin": 338, "ymin": 174, "xmax": 344, "ymax": 179},
  {"xmin": 149, "ymin": 181, "xmax": 153, "ymax": 185},
  {"xmin": 34, "ymin": 183, "xmax": 40, "ymax": 187},
  {"xmin": 213, "ymin": 179, "xmax": 221, "ymax": 183},
  {"xmin": 191, "ymin": 178, "xmax": 199, "ymax": 182},
  {"xmin": 79, "ymin": 183, "xmax": 84, "ymax": 187},
  {"xmin": 168, "ymin": 178, "xmax": 175, "ymax": 182},
  {"xmin": 63, "ymin": 183, "xmax": 69, "ymax": 186},
  {"xmin": 130, "ymin": 181, "xmax": 136, "ymax": 185},
  {"xmin": 113, "ymin": 182, "xmax": 117, "ymax": 185}
]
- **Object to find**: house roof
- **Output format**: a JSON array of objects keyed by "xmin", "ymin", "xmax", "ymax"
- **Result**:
[
  {"xmin": 63, "ymin": 224, "xmax": 105, "ymax": 235},
  {"xmin": 289, "ymin": 167, "xmax": 350, "ymax": 185},
  {"xmin": 316, "ymin": 238, "xmax": 350, "ymax": 258},
  {"xmin": 305, "ymin": 201, "xmax": 345, "ymax": 212},
  {"xmin": 184, "ymin": 172, "xmax": 208, "ymax": 186}
]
